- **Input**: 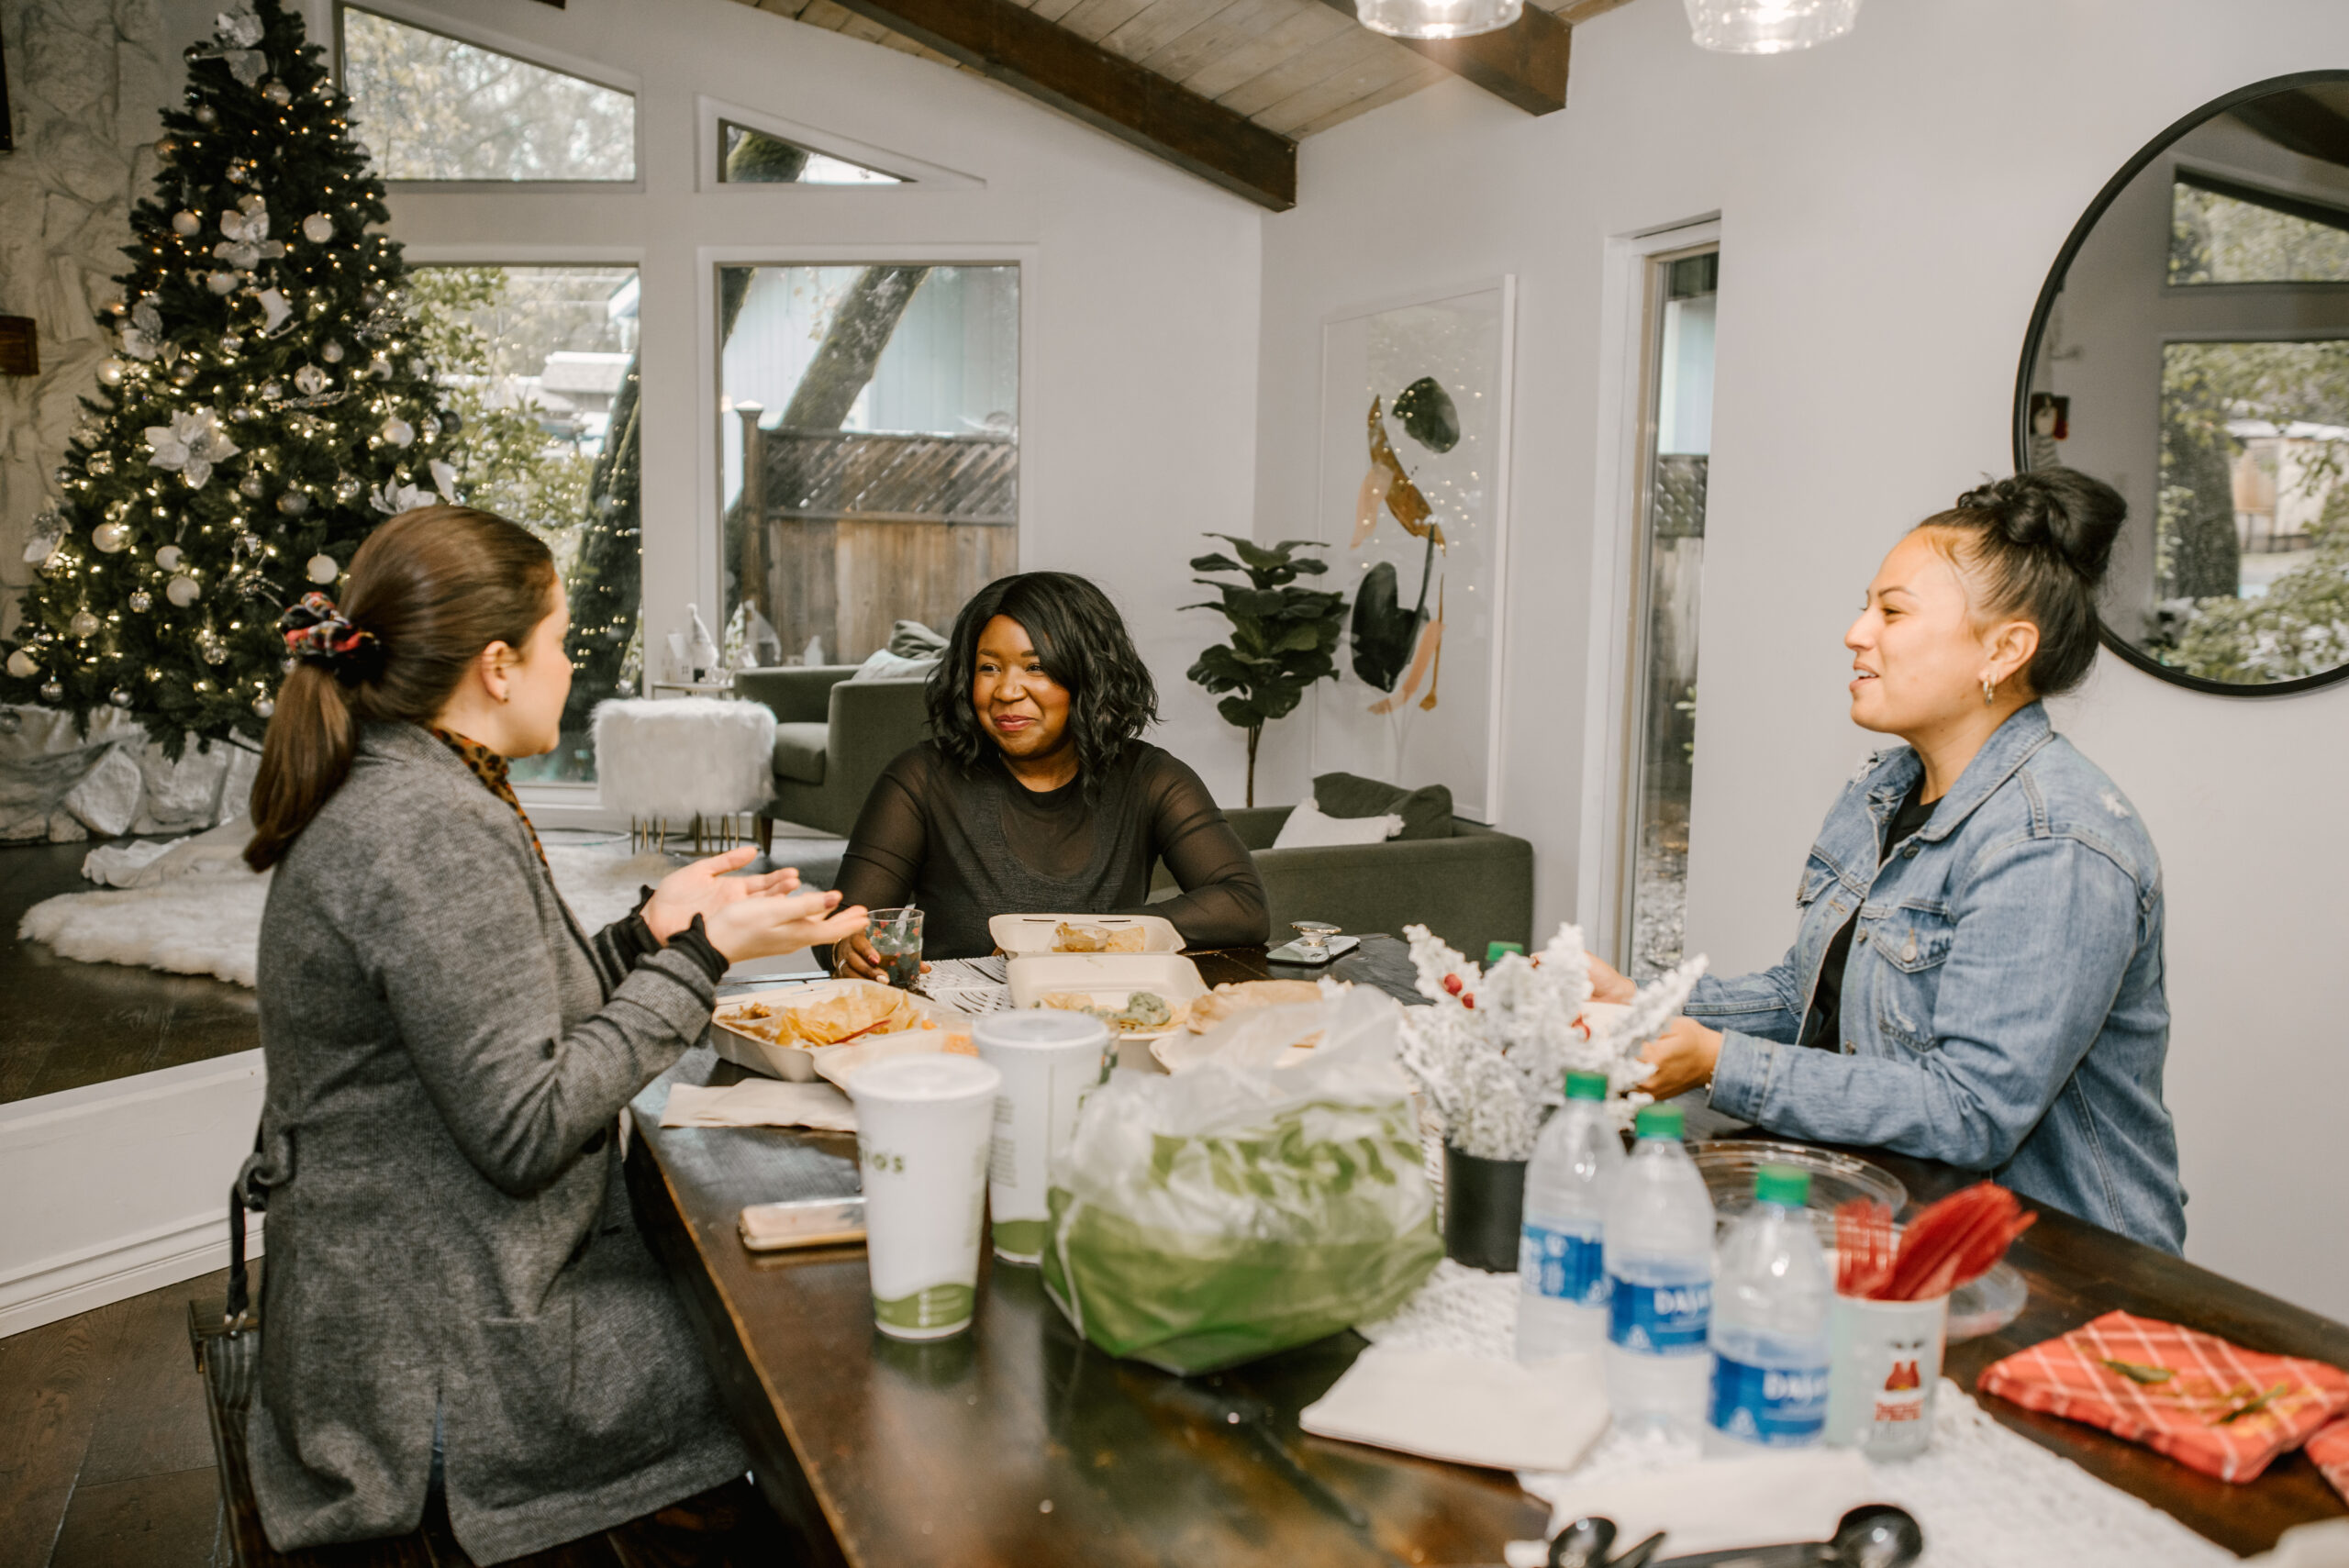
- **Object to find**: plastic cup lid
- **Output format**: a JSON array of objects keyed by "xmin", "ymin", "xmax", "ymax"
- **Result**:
[
  {"xmin": 974, "ymin": 1009, "xmax": 1109, "ymax": 1051},
  {"xmin": 1634, "ymin": 1103, "xmax": 1685, "ymax": 1139},
  {"xmin": 1564, "ymin": 1070, "xmax": 1609, "ymax": 1102},
  {"xmin": 844, "ymin": 1052, "xmax": 1000, "ymax": 1103},
  {"xmin": 1754, "ymin": 1163, "xmax": 1811, "ymax": 1207}
]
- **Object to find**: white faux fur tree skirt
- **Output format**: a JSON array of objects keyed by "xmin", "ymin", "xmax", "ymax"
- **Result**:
[{"xmin": 20, "ymin": 836, "xmax": 680, "ymax": 989}]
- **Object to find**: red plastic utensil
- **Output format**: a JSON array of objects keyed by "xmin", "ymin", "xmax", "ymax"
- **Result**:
[
  {"xmin": 1834, "ymin": 1198, "xmax": 1896, "ymax": 1299},
  {"xmin": 1882, "ymin": 1183, "xmax": 2036, "ymax": 1301}
]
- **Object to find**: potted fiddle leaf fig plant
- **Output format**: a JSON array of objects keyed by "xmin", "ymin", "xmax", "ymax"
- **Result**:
[{"xmin": 1184, "ymin": 536, "xmax": 1348, "ymax": 806}]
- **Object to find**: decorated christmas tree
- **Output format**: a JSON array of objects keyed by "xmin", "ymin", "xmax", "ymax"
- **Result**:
[{"xmin": 0, "ymin": 0, "xmax": 457, "ymax": 754}]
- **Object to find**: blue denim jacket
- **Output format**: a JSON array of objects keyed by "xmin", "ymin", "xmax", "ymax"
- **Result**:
[{"xmin": 1687, "ymin": 703, "xmax": 2185, "ymax": 1251}]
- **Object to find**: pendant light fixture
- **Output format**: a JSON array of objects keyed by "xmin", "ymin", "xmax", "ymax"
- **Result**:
[
  {"xmin": 1356, "ymin": 0, "xmax": 1523, "ymax": 40},
  {"xmin": 1685, "ymin": 0, "xmax": 1859, "ymax": 53}
]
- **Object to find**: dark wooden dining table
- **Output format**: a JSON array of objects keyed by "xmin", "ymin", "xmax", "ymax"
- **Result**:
[{"xmin": 624, "ymin": 936, "xmax": 2349, "ymax": 1567}]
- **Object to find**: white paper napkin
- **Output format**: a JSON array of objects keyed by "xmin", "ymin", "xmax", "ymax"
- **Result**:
[
  {"xmin": 1299, "ymin": 1345, "xmax": 1610, "ymax": 1474},
  {"xmin": 660, "ymin": 1079, "xmax": 857, "ymax": 1131},
  {"xmin": 1542, "ymin": 1447, "xmax": 1874, "ymax": 1558}
]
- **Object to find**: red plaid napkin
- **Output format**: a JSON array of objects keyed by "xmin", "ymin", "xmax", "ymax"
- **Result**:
[
  {"xmin": 2310, "ymin": 1414, "xmax": 2349, "ymax": 1505},
  {"xmin": 1977, "ymin": 1310, "xmax": 2349, "ymax": 1483}
]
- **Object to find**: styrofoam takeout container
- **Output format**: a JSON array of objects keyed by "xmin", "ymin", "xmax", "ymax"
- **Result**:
[
  {"xmin": 1003, "ymin": 952, "xmax": 1207, "ymax": 1044},
  {"xmin": 712, "ymin": 979, "xmax": 965, "ymax": 1082},
  {"xmin": 987, "ymin": 912, "xmax": 1185, "ymax": 955}
]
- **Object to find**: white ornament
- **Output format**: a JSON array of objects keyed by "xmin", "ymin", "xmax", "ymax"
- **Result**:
[
  {"xmin": 252, "ymin": 695, "xmax": 274, "ymax": 718},
  {"xmin": 39, "ymin": 680, "xmax": 62, "ymax": 703},
  {"xmin": 252, "ymin": 288, "xmax": 292, "ymax": 333},
  {"xmin": 97, "ymin": 358, "xmax": 126, "ymax": 386},
  {"xmin": 6, "ymin": 650, "xmax": 37, "ymax": 678},
  {"xmin": 302, "ymin": 213, "xmax": 334, "ymax": 243},
  {"xmin": 155, "ymin": 544, "xmax": 185, "ymax": 571},
  {"xmin": 214, "ymin": 6, "xmax": 263, "ymax": 49},
  {"xmin": 166, "ymin": 573, "xmax": 201, "ymax": 607},
  {"xmin": 214, "ymin": 200, "xmax": 284, "ymax": 269},
  {"xmin": 278, "ymin": 491, "xmax": 310, "ymax": 517},
  {"xmin": 293, "ymin": 363, "xmax": 328, "ymax": 395},
  {"xmin": 320, "ymin": 339, "xmax": 344, "ymax": 363},
  {"xmin": 120, "ymin": 298, "xmax": 164, "ymax": 361},
  {"xmin": 129, "ymin": 590, "xmax": 152, "ymax": 612},
  {"xmin": 306, "ymin": 553, "xmax": 340, "ymax": 584},
  {"xmin": 206, "ymin": 272, "xmax": 239, "ymax": 295},
  {"xmin": 173, "ymin": 210, "xmax": 203, "ymax": 237},
  {"xmin": 144, "ymin": 408, "xmax": 239, "ymax": 489},
  {"xmin": 109, "ymin": 688, "xmax": 133, "ymax": 707},
  {"xmin": 380, "ymin": 416, "xmax": 415, "ymax": 447},
  {"xmin": 71, "ymin": 609, "xmax": 102, "ymax": 639},
  {"xmin": 93, "ymin": 522, "xmax": 131, "ymax": 553}
]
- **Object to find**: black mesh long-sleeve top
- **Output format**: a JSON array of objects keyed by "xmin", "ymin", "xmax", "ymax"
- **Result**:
[{"xmin": 830, "ymin": 740, "xmax": 1269, "ymax": 960}]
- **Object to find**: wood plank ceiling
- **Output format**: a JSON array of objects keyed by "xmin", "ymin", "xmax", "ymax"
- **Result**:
[{"xmin": 727, "ymin": 0, "xmax": 1634, "ymax": 208}]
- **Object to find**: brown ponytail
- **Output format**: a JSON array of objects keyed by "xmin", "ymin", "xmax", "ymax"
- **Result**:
[{"xmin": 245, "ymin": 506, "xmax": 556, "ymax": 871}]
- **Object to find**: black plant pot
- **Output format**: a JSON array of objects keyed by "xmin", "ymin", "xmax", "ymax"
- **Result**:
[{"xmin": 1442, "ymin": 1143, "xmax": 1527, "ymax": 1273}]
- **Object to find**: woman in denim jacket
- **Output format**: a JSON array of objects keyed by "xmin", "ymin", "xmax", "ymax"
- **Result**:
[{"xmin": 1591, "ymin": 471, "xmax": 2185, "ymax": 1251}]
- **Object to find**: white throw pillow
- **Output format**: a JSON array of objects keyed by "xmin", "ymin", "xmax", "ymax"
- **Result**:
[
  {"xmin": 849, "ymin": 648, "xmax": 938, "ymax": 682},
  {"xmin": 1270, "ymin": 795, "xmax": 1404, "ymax": 850}
]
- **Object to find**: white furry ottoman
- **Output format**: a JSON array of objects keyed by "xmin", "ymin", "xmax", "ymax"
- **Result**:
[{"xmin": 593, "ymin": 698, "xmax": 775, "ymax": 838}]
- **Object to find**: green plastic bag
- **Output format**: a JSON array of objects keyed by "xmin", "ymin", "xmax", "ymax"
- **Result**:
[{"xmin": 1040, "ymin": 986, "xmax": 1442, "ymax": 1374}]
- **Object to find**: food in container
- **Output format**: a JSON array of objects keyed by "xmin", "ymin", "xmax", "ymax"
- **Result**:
[
  {"xmin": 988, "ymin": 912, "xmax": 1184, "ymax": 955},
  {"xmin": 713, "ymin": 980, "xmax": 965, "ymax": 1082},
  {"xmin": 1005, "ymin": 953, "xmax": 1208, "ymax": 1045},
  {"xmin": 1053, "ymin": 920, "xmax": 1147, "ymax": 953},
  {"xmin": 1186, "ymin": 978, "xmax": 1323, "ymax": 1032},
  {"xmin": 1038, "ymin": 989, "xmax": 1185, "ymax": 1033}
]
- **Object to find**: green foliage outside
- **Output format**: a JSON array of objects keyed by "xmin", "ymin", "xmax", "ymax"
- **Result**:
[
  {"xmin": 2168, "ymin": 494, "xmax": 2349, "ymax": 684},
  {"xmin": 1183, "ymin": 536, "xmax": 1347, "ymax": 807}
]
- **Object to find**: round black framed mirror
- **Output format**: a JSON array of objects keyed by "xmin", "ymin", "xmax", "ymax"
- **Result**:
[{"xmin": 2015, "ymin": 71, "xmax": 2349, "ymax": 695}]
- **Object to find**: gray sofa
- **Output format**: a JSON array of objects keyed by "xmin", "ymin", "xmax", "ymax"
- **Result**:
[
  {"xmin": 1153, "ymin": 805, "xmax": 1534, "ymax": 962},
  {"xmin": 731, "ymin": 666, "xmax": 930, "ymax": 842}
]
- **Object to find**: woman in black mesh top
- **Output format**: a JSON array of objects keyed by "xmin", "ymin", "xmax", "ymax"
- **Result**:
[{"xmin": 830, "ymin": 573, "xmax": 1268, "ymax": 975}]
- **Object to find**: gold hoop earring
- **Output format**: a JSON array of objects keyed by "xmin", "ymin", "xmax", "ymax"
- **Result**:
[{"xmin": 1983, "ymin": 677, "xmax": 1997, "ymax": 706}]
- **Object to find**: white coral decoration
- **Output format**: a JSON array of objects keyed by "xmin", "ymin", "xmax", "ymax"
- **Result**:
[
  {"xmin": 144, "ymin": 408, "xmax": 240, "ymax": 489},
  {"xmin": 1395, "ymin": 922, "xmax": 1709, "ymax": 1161}
]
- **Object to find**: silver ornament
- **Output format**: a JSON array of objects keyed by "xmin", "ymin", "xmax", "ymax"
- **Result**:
[
  {"xmin": 366, "ymin": 356, "xmax": 392, "ymax": 381},
  {"xmin": 109, "ymin": 688, "xmax": 133, "ymax": 707},
  {"xmin": 171, "ymin": 361, "xmax": 200, "ymax": 385},
  {"xmin": 321, "ymin": 339, "xmax": 345, "ymax": 363},
  {"xmin": 92, "ymin": 522, "xmax": 131, "ymax": 553},
  {"xmin": 97, "ymin": 358, "xmax": 126, "ymax": 386},
  {"xmin": 230, "ymin": 405, "xmax": 259, "ymax": 422},
  {"xmin": 252, "ymin": 695, "xmax": 274, "ymax": 717},
  {"xmin": 380, "ymin": 416, "xmax": 414, "ymax": 447},
  {"xmin": 239, "ymin": 470, "xmax": 266, "ymax": 498},
  {"xmin": 70, "ymin": 609, "xmax": 101, "ymax": 639},
  {"xmin": 155, "ymin": 134, "xmax": 179, "ymax": 159},
  {"xmin": 260, "ymin": 380, "xmax": 284, "ymax": 402},
  {"xmin": 333, "ymin": 473, "xmax": 362, "ymax": 504},
  {"xmin": 39, "ymin": 681, "xmax": 62, "ymax": 703},
  {"xmin": 173, "ymin": 209, "xmax": 203, "ymax": 237},
  {"xmin": 420, "ymin": 414, "xmax": 441, "ymax": 441},
  {"xmin": 358, "ymin": 286, "xmax": 383, "ymax": 310},
  {"xmin": 195, "ymin": 104, "xmax": 218, "ymax": 126},
  {"xmin": 306, "ymin": 552, "xmax": 340, "ymax": 584},
  {"xmin": 128, "ymin": 590, "xmax": 152, "ymax": 612},
  {"xmin": 166, "ymin": 573, "xmax": 200, "ymax": 607},
  {"xmin": 302, "ymin": 213, "xmax": 333, "ymax": 243},
  {"xmin": 199, "ymin": 633, "xmax": 228, "ymax": 664},
  {"xmin": 155, "ymin": 544, "xmax": 184, "ymax": 570},
  {"xmin": 263, "ymin": 81, "xmax": 293, "ymax": 106},
  {"xmin": 206, "ymin": 272, "xmax": 239, "ymax": 295},
  {"xmin": 294, "ymin": 364, "xmax": 328, "ymax": 395},
  {"xmin": 278, "ymin": 491, "xmax": 310, "ymax": 517},
  {"xmin": 220, "ymin": 334, "xmax": 244, "ymax": 355},
  {"xmin": 226, "ymin": 158, "xmax": 251, "ymax": 183},
  {"xmin": 6, "ymin": 650, "xmax": 37, "ymax": 678}
]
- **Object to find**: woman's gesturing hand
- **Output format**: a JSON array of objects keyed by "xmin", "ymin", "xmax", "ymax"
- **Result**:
[
  {"xmin": 641, "ymin": 846, "xmax": 802, "ymax": 944},
  {"xmin": 1584, "ymin": 951, "xmax": 1638, "ymax": 1006},
  {"xmin": 705, "ymin": 888, "xmax": 868, "ymax": 963},
  {"xmin": 1637, "ymin": 1016, "xmax": 1723, "ymax": 1102}
]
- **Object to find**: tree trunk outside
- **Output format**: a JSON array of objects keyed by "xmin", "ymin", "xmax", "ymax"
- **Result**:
[{"xmin": 1245, "ymin": 724, "xmax": 1261, "ymax": 808}]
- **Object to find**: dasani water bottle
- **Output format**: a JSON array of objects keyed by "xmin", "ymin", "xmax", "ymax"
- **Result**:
[
  {"xmin": 1516, "ymin": 1070, "xmax": 1623, "ymax": 1362},
  {"xmin": 1603, "ymin": 1103, "xmax": 1715, "ymax": 1438},
  {"xmin": 1705, "ymin": 1163, "xmax": 1832, "ymax": 1454}
]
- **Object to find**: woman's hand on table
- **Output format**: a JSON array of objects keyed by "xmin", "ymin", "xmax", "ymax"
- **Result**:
[
  {"xmin": 704, "ymin": 887, "xmax": 867, "ymax": 962},
  {"xmin": 1585, "ymin": 952, "xmax": 1637, "ymax": 1006},
  {"xmin": 642, "ymin": 847, "xmax": 804, "ymax": 944},
  {"xmin": 1638, "ymin": 1016, "xmax": 1723, "ymax": 1101},
  {"xmin": 831, "ymin": 929, "xmax": 931, "ymax": 983}
]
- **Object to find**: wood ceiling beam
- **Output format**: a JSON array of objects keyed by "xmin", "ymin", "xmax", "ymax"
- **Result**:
[
  {"xmin": 1314, "ymin": 0, "xmax": 1571, "ymax": 117},
  {"xmin": 813, "ymin": 0, "xmax": 1297, "ymax": 211}
]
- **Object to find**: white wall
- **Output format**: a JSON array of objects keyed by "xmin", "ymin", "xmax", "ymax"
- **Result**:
[
  {"xmin": 365, "ymin": 0, "xmax": 1266, "ymax": 799},
  {"xmin": 1256, "ymin": 0, "xmax": 2349, "ymax": 1320}
]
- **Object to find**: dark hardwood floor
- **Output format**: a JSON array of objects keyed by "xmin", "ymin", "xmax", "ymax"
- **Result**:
[
  {"xmin": 0, "ymin": 840, "xmax": 260, "ymax": 1105},
  {"xmin": 0, "ymin": 1266, "xmax": 242, "ymax": 1568}
]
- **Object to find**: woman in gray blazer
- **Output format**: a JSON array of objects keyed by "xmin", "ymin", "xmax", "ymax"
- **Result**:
[{"xmin": 240, "ymin": 506, "xmax": 865, "ymax": 1562}]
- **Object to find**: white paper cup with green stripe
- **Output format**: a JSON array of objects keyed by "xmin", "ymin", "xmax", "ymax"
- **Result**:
[
  {"xmin": 974, "ymin": 1010, "xmax": 1111, "ymax": 1264},
  {"xmin": 845, "ymin": 1053, "xmax": 1001, "ymax": 1340}
]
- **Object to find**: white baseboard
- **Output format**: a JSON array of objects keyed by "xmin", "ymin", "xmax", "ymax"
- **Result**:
[{"xmin": 0, "ymin": 1051, "xmax": 270, "ymax": 1339}]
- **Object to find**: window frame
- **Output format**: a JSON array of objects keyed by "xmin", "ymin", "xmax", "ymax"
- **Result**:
[
  {"xmin": 1577, "ymin": 217, "xmax": 1720, "ymax": 970},
  {"xmin": 696, "ymin": 246, "xmax": 1038, "ymax": 648},
  {"xmin": 336, "ymin": 0, "xmax": 648, "ymax": 194}
]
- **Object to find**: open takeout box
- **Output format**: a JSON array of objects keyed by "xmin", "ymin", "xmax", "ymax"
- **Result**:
[
  {"xmin": 1003, "ymin": 952, "xmax": 1207, "ymax": 1046},
  {"xmin": 988, "ymin": 912, "xmax": 1185, "ymax": 955},
  {"xmin": 711, "ymin": 980, "xmax": 967, "ymax": 1083}
]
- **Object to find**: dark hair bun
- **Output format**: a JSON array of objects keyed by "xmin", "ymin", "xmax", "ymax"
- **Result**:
[{"xmin": 1954, "ymin": 468, "xmax": 2126, "ymax": 589}]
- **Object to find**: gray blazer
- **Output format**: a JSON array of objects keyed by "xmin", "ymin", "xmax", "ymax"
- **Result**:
[{"xmin": 246, "ymin": 721, "xmax": 747, "ymax": 1562}]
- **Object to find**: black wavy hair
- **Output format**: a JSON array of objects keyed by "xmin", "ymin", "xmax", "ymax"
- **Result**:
[
  {"xmin": 1916, "ymin": 468, "xmax": 2127, "ymax": 698},
  {"xmin": 928, "ymin": 572, "xmax": 1159, "ymax": 787}
]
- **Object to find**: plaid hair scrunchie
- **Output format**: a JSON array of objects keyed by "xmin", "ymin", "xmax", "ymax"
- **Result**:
[{"xmin": 278, "ymin": 592, "xmax": 385, "ymax": 683}]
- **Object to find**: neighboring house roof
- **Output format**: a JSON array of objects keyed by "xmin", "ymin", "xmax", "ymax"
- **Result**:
[
  {"xmin": 541, "ymin": 351, "xmax": 634, "ymax": 397},
  {"xmin": 750, "ymin": 428, "xmax": 1016, "ymax": 527}
]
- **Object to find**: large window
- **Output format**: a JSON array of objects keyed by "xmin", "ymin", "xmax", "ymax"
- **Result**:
[
  {"xmin": 2169, "ymin": 173, "xmax": 2349, "ymax": 285},
  {"xmin": 408, "ymin": 265, "xmax": 642, "ymax": 781},
  {"xmin": 1621, "ymin": 249, "xmax": 1718, "ymax": 983},
  {"xmin": 341, "ymin": 7, "xmax": 637, "ymax": 182},
  {"xmin": 718, "ymin": 264, "xmax": 1019, "ymax": 669}
]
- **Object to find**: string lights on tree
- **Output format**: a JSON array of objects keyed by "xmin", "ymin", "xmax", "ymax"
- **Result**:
[{"xmin": 0, "ymin": 0, "xmax": 462, "ymax": 751}]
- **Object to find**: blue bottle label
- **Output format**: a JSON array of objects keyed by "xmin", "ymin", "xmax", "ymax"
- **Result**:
[
  {"xmin": 1520, "ymin": 1224, "xmax": 1608, "ymax": 1305},
  {"xmin": 1606, "ymin": 1275, "xmax": 1710, "ymax": 1353},
  {"xmin": 1707, "ymin": 1354, "xmax": 1830, "ymax": 1446}
]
